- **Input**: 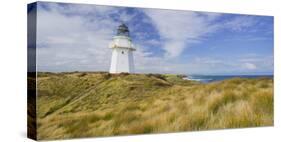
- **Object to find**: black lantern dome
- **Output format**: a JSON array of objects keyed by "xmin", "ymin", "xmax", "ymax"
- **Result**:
[{"xmin": 116, "ymin": 23, "xmax": 130, "ymax": 37}]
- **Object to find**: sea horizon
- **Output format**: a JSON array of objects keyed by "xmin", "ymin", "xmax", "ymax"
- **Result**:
[{"xmin": 184, "ymin": 74, "xmax": 273, "ymax": 83}]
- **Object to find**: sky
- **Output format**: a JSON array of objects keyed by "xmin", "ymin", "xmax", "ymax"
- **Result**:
[{"xmin": 31, "ymin": 2, "xmax": 274, "ymax": 75}]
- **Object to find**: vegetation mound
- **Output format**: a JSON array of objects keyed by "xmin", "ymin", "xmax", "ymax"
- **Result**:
[{"xmin": 35, "ymin": 72, "xmax": 273, "ymax": 140}]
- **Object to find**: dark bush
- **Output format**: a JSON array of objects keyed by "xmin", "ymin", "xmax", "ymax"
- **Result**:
[
  {"xmin": 146, "ymin": 73, "xmax": 166, "ymax": 81},
  {"xmin": 78, "ymin": 73, "xmax": 87, "ymax": 77},
  {"xmin": 120, "ymin": 72, "xmax": 130, "ymax": 76},
  {"xmin": 103, "ymin": 73, "xmax": 112, "ymax": 79}
]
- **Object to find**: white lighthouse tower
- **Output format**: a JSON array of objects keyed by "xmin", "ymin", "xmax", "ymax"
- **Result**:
[{"xmin": 109, "ymin": 23, "xmax": 136, "ymax": 73}]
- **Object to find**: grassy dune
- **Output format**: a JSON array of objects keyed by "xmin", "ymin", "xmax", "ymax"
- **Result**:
[{"xmin": 35, "ymin": 72, "xmax": 273, "ymax": 140}]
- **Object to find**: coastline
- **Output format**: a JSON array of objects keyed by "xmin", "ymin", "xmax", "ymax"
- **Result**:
[{"xmin": 184, "ymin": 75, "xmax": 273, "ymax": 83}]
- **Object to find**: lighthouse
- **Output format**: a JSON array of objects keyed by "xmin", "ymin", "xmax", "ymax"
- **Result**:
[{"xmin": 109, "ymin": 23, "xmax": 136, "ymax": 73}]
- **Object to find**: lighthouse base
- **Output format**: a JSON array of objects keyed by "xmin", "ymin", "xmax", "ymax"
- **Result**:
[{"xmin": 109, "ymin": 48, "xmax": 135, "ymax": 73}]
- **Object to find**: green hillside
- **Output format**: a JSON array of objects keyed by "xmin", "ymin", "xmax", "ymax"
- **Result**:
[{"xmin": 35, "ymin": 72, "xmax": 273, "ymax": 140}]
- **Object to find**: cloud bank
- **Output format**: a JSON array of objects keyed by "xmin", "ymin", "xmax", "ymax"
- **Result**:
[{"xmin": 35, "ymin": 2, "xmax": 273, "ymax": 75}]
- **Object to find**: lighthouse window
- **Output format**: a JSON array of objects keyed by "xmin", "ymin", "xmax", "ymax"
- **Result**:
[{"xmin": 121, "ymin": 51, "xmax": 124, "ymax": 54}]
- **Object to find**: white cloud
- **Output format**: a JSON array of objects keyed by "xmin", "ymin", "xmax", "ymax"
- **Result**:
[
  {"xmin": 238, "ymin": 54, "xmax": 273, "ymax": 72},
  {"xmin": 36, "ymin": 3, "xmax": 175, "ymax": 73},
  {"xmin": 36, "ymin": 3, "xmax": 119, "ymax": 72},
  {"xmin": 224, "ymin": 16, "xmax": 256, "ymax": 32},
  {"xmin": 142, "ymin": 10, "xmax": 259, "ymax": 59},
  {"xmin": 34, "ymin": 3, "xmax": 272, "ymax": 75},
  {"xmin": 243, "ymin": 63, "xmax": 257, "ymax": 70},
  {"xmin": 143, "ymin": 9, "xmax": 220, "ymax": 58},
  {"xmin": 118, "ymin": 10, "xmax": 137, "ymax": 23}
]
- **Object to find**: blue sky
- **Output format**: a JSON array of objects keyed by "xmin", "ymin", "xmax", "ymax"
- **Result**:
[{"xmin": 33, "ymin": 2, "xmax": 274, "ymax": 75}]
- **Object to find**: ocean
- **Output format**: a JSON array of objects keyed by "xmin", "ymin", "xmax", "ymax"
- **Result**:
[{"xmin": 184, "ymin": 75, "xmax": 273, "ymax": 83}]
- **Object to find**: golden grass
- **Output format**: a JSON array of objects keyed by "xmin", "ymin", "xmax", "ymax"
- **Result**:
[{"xmin": 35, "ymin": 73, "xmax": 273, "ymax": 140}]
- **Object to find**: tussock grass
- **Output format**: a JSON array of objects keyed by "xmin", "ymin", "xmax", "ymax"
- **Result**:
[{"xmin": 36, "ymin": 72, "xmax": 273, "ymax": 140}]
